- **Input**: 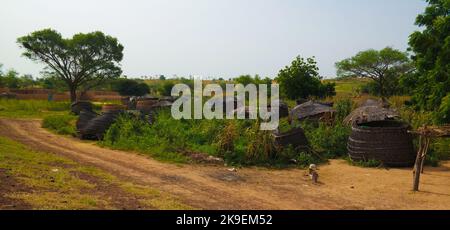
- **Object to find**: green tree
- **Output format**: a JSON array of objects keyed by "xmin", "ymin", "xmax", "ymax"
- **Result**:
[
  {"xmin": 336, "ymin": 47, "xmax": 413, "ymax": 98},
  {"xmin": 276, "ymin": 56, "xmax": 335, "ymax": 100},
  {"xmin": 2, "ymin": 69, "xmax": 21, "ymax": 89},
  {"xmin": 38, "ymin": 74, "xmax": 68, "ymax": 92},
  {"xmin": 409, "ymin": 0, "xmax": 450, "ymax": 118},
  {"xmin": 17, "ymin": 29, "xmax": 124, "ymax": 102},
  {"xmin": 112, "ymin": 78, "xmax": 150, "ymax": 96}
]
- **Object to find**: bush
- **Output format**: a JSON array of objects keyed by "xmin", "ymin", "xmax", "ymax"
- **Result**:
[
  {"xmin": 334, "ymin": 99, "xmax": 353, "ymax": 123},
  {"xmin": 102, "ymin": 111, "xmax": 226, "ymax": 163},
  {"xmin": 102, "ymin": 112, "xmax": 327, "ymax": 167},
  {"xmin": 42, "ymin": 114, "xmax": 77, "ymax": 136},
  {"xmin": 303, "ymin": 122, "xmax": 351, "ymax": 159}
]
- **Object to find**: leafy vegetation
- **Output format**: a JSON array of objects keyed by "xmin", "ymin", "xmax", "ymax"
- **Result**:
[
  {"xmin": 101, "ymin": 111, "xmax": 323, "ymax": 167},
  {"xmin": 42, "ymin": 114, "xmax": 77, "ymax": 136},
  {"xmin": 17, "ymin": 29, "xmax": 124, "ymax": 102},
  {"xmin": 336, "ymin": 47, "xmax": 413, "ymax": 98},
  {"xmin": 408, "ymin": 0, "xmax": 450, "ymax": 119},
  {"xmin": 302, "ymin": 122, "xmax": 351, "ymax": 159},
  {"xmin": 276, "ymin": 56, "xmax": 336, "ymax": 100}
]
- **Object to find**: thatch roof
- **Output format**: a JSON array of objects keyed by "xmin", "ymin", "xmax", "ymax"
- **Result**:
[
  {"xmin": 290, "ymin": 101, "xmax": 336, "ymax": 120},
  {"xmin": 344, "ymin": 105, "xmax": 399, "ymax": 125}
]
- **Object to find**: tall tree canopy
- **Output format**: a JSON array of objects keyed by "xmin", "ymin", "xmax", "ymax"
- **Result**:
[
  {"xmin": 17, "ymin": 29, "xmax": 124, "ymax": 102},
  {"xmin": 335, "ymin": 47, "xmax": 413, "ymax": 98},
  {"xmin": 409, "ymin": 0, "xmax": 450, "ymax": 119},
  {"xmin": 276, "ymin": 56, "xmax": 335, "ymax": 100},
  {"xmin": 112, "ymin": 78, "xmax": 150, "ymax": 96}
]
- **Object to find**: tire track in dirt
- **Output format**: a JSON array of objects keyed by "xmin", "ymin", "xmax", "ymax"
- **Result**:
[
  {"xmin": 0, "ymin": 118, "xmax": 343, "ymax": 209},
  {"xmin": 3, "ymin": 118, "xmax": 450, "ymax": 210}
]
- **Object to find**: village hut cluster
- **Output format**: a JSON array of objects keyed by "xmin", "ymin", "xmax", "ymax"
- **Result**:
[
  {"xmin": 68, "ymin": 95, "xmax": 450, "ymax": 188},
  {"xmin": 72, "ymin": 96, "xmax": 417, "ymax": 169}
]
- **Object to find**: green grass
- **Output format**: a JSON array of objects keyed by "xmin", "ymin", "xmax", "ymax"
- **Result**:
[
  {"xmin": 0, "ymin": 136, "xmax": 190, "ymax": 210},
  {"xmin": 325, "ymin": 78, "xmax": 371, "ymax": 97},
  {"xmin": 101, "ymin": 110, "xmax": 348, "ymax": 167},
  {"xmin": 42, "ymin": 114, "xmax": 78, "ymax": 136},
  {"xmin": 0, "ymin": 99, "xmax": 71, "ymax": 118}
]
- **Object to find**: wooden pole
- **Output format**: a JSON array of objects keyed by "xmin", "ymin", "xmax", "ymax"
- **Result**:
[
  {"xmin": 413, "ymin": 136, "xmax": 424, "ymax": 191},
  {"xmin": 420, "ymin": 138, "xmax": 430, "ymax": 174}
]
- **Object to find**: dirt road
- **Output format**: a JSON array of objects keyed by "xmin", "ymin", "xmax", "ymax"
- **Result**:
[{"xmin": 1, "ymin": 118, "xmax": 450, "ymax": 210}]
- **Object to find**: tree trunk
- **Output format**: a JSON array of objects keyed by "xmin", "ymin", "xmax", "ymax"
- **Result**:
[
  {"xmin": 69, "ymin": 86, "xmax": 77, "ymax": 103},
  {"xmin": 378, "ymin": 77, "xmax": 385, "ymax": 99}
]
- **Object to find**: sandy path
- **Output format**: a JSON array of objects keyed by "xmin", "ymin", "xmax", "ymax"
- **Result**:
[{"xmin": 1, "ymin": 118, "xmax": 450, "ymax": 210}]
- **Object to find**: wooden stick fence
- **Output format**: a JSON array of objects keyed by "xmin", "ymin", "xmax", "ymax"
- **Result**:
[{"xmin": 409, "ymin": 125, "xmax": 450, "ymax": 191}]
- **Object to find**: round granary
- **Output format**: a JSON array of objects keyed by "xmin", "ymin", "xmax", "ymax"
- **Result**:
[
  {"xmin": 79, "ymin": 111, "xmax": 121, "ymax": 140},
  {"xmin": 347, "ymin": 120, "xmax": 415, "ymax": 167}
]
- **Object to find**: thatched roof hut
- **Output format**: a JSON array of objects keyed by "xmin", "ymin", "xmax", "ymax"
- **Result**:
[
  {"xmin": 290, "ymin": 101, "xmax": 336, "ymax": 121},
  {"xmin": 344, "ymin": 105, "xmax": 399, "ymax": 125}
]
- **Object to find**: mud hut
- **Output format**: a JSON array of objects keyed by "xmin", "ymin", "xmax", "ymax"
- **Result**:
[
  {"xmin": 347, "ymin": 120, "xmax": 415, "ymax": 167},
  {"xmin": 290, "ymin": 101, "xmax": 336, "ymax": 121}
]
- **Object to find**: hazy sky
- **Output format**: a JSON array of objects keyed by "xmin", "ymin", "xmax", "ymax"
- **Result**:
[{"xmin": 0, "ymin": 0, "xmax": 427, "ymax": 79}]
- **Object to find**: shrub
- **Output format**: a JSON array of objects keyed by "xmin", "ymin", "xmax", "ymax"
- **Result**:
[
  {"xmin": 102, "ymin": 112, "xmax": 325, "ymax": 167},
  {"xmin": 303, "ymin": 122, "xmax": 351, "ymax": 159},
  {"xmin": 102, "ymin": 111, "xmax": 227, "ymax": 163},
  {"xmin": 42, "ymin": 114, "xmax": 77, "ymax": 136},
  {"xmin": 334, "ymin": 99, "xmax": 353, "ymax": 123}
]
